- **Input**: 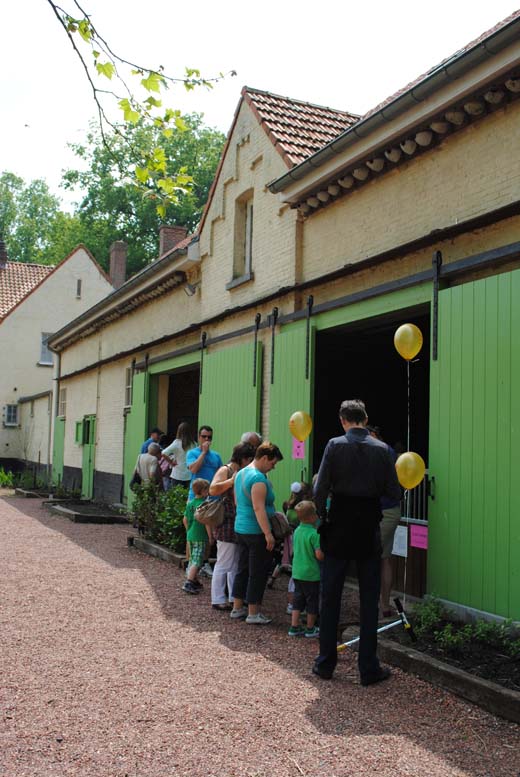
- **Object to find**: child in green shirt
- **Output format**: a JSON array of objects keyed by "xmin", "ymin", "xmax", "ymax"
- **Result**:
[
  {"xmin": 288, "ymin": 500, "xmax": 324, "ymax": 638},
  {"xmin": 182, "ymin": 478, "xmax": 210, "ymax": 595}
]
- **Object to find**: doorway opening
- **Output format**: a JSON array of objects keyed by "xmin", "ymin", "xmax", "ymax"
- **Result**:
[
  {"xmin": 165, "ymin": 365, "xmax": 200, "ymax": 444},
  {"xmin": 312, "ymin": 306, "xmax": 431, "ymax": 597}
]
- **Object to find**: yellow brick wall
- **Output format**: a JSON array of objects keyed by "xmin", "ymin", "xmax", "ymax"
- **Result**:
[{"xmin": 301, "ymin": 100, "xmax": 520, "ymax": 281}]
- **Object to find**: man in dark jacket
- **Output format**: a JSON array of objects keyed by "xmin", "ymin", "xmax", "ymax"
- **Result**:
[{"xmin": 313, "ymin": 399, "xmax": 401, "ymax": 684}]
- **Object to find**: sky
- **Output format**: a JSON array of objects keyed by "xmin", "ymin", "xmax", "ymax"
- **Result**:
[{"xmin": 1, "ymin": 0, "xmax": 518, "ymax": 209}]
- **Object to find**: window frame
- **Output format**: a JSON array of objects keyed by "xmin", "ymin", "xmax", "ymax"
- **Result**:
[
  {"xmin": 58, "ymin": 388, "xmax": 67, "ymax": 418},
  {"xmin": 39, "ymin": 332, "xmax": 54, "ymax": 366},
  {"xmin": 124, "ymin": 367, "xmax": 133, "ymax": 408},
  {"xmin": 4, "ymin": 404, "xmax": 19, "ymax": 427}
]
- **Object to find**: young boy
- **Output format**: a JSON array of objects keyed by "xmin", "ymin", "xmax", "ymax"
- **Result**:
[
  {"xmin": 288, "ymin": 500, "xmax": 324, "ymax": 638},
  {"xmin": 182, "ymin": 478, "xmax": 211, "ymax": 594}
]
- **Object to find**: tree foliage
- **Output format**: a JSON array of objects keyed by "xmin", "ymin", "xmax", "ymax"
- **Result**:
[
  {"xmin": 46, "ymin": 0, "xmax": 234, "ymax": 215},
  {"xmin": 0, "ymin": 172, "xmax": 80, "ymax": 265},
  {"xmin": 62, "ymin": 114, "xmax": 225, "ymax": 275}
]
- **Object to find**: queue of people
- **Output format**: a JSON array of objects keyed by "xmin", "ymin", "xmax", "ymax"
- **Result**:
[{"xmin": 135, "ymin": 399, "xmax": 401, "ymax": 686}]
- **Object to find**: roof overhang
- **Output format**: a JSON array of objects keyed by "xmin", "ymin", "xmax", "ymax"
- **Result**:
[
  {"xmin": 269, "ymin": 16, "xmax": 520, "ymax": 204},
  {"xmin": 49, "ymin": 240, "xmax": 199, "ymax": 352}
]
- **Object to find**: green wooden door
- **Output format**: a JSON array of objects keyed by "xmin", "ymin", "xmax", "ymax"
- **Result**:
[
  {"xmin": 81, "ymin": 414, "xmax": 96, "ymax": 500},
  {"xmin": 428, "ymin": 270, "xmax": 520, "ymax": 619},
  {"xmin": 198, "ymin": 342, "xmax": 263, "ymax": 464},
  {"xmin": 52, "ymin": 417, "xmax": 65, "ymax": 485},
  {"xmin": 269, "ymin": 320, "xmax": 314, "ymax": 500},
  {"xmin": 123, "ymin": 371, "xmax": 148, "ymax": 504}
]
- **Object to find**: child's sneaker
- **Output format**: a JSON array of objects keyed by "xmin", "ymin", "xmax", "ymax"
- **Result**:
[
  {"xmin": 288, "ymin": 625, "xmax": 306, "ymax": 637},
  {"xmin": 191, "ymin": 579, "xmax": 203, "ymax": 590},
  {"xmin": 182, "ymin": 580, "xmax": 199, "ymax": 595},
  {"xmin": 200, "ymin": 562, "xmax": 213, "ymax": 577},
  {"xmin": 305, "ymin": 626, "xmax": 320, "ymax": 638}
]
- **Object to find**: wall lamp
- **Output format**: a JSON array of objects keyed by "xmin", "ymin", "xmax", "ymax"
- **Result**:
[{"xmin": 183, "ymin": 281, "xmax": 200, "ymax": 297}]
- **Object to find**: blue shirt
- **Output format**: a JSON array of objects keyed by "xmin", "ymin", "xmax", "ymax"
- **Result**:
[
  {"xmin": 234, "ymin": 465, "xmax": 276, "ymax": 535},
  {"xmin": 186, "ymin": 447, "xmax": 223, "ymax": 499},
  {"xmin": 140, "ymin": 437, "xmax": 156, "ymax": 454}
]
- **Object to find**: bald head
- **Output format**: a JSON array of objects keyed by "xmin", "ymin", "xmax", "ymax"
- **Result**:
[{"xmin": 241, "ymin": 431, "xmax": 262, "ymax": 451}]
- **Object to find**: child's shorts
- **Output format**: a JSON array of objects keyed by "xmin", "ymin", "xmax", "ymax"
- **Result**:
[
  {"xmin": 293, "ymin": 579, "xmax": 320, "ymax": 614},
  {"xmin": 188, "ymin": 541, "xmax": 206, "ymax": 568}
]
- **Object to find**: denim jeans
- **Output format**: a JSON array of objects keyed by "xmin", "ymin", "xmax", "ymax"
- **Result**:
[
  {"xmin": 315, "ymin": 552, "xmax": 381, "ymax": 680},
  {"xmin": 232, "ymin": 533, "xmax": 273, "ymax": 605}
]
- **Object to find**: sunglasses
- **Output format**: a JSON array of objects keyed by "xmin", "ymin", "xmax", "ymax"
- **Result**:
[{"xmin": 200, "ymin": 434, "xmax": 213, "ymax": 440}]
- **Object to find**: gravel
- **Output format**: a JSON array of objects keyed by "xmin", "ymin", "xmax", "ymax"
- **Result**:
[{"xmin": 1, "ymin": 494, "xmax": 518, "ymax": 777}]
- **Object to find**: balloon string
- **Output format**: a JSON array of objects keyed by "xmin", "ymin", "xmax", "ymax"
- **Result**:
[{"xmin": 407, "ymin": 360, "xmax": 411, "ymax": 453}]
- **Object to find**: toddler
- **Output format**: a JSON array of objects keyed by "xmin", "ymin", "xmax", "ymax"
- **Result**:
[
  {"xmin": 288, "ymin": 500, "xmax": 324, "ymax": 638},
  {"xmin": 182, "ymin": 478, "xmax": 211, "ymax": 594}
]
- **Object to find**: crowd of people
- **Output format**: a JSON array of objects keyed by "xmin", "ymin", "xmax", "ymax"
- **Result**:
[{"xmin": 132, "ymin": 399, "xmax": 402, "ymax": 685}]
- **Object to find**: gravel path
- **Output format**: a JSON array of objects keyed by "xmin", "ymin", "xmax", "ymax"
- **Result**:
[{"xmin": 1, "ymin": 494, "xmax": 518, "ymax": 777}]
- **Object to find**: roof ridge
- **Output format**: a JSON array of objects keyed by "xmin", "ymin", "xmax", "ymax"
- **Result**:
[{"xmin": 242, "ymin": 85, "xmax": 360, "ymax": 118}]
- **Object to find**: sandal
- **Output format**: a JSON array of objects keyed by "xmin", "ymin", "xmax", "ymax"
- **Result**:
[{"xmin": 212, "ymin": 603, "xmax": 232, "ymax": 611}]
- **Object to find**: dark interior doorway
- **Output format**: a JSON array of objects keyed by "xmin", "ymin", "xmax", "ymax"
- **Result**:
[
  {"xmin": 166, "ymin": 366, "xmax": 200, "ymax": 444},
  {"xmin": 312, "ymin": 308, "xmax": 430, "ymax": 474}
]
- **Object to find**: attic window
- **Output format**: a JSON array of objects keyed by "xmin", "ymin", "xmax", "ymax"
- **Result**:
[
  {"xmin": 228, "ymin": 191, "xmax": 254, "ymax": 289},
  {"xmin": 76, "ymin": 279, "xmax": 82, "ymax": 298}
]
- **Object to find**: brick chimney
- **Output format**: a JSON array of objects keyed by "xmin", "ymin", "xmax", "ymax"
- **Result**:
[
  {"xmin": 159, "ymin": 226, "xmax": 188, "ymax": 256},
  {"xmin": 0, "ymin": 239, "xmax": 7, "ymax": 270},
  {"xmin": 109, "ymin": 241, "xmax": 127, "ymax": 289}
]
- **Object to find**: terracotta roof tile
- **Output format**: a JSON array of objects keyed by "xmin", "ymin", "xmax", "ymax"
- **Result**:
[
  {"xmin": 243, "ymin": 87, "xmax": 359, "ymax": 166},
  {"xmin": 0, "ymin": 261, "xmax": 54, "ymax": 319}
]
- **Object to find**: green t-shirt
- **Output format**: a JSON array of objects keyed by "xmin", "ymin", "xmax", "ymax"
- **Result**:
[
  {"xmin": 185, "ymin": 497, "xmax": 208, "ymax": 543},
  {"xmin": 292, "ymin": 522, "xmax": 321, "ymax": 582}
]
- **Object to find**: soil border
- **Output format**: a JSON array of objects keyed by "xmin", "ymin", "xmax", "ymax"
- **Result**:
[
  {"xmin": 128, "ymin": 535, "xmax": 186, "ymax": 567},
  {"xmin": 43, "ymin": 503, "xmax": 127, "ymax": 524},
  {"xmin": 378, "ymin": 638, "xmax": 520, "ymax": 724}
]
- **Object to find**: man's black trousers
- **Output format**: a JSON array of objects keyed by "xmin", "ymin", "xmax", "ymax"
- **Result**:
[{"xmin": 315, "ymin": 552, "xmax": 382, "ymax": 680}]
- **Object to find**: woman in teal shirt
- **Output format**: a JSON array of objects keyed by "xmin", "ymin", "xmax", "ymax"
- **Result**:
[{"xmin": 231, "ymin": 441, "xmax": 283, "ymax": 625}]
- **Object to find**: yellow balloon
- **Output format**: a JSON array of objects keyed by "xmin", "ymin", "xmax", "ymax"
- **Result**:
[
  {"xmin": 394, "ymin": 323, "xmax": 423, "ymax": 361},
  {"xmin": 396, "ymin": 452, "xmax": 426, "ymax": 490},
  {"xmin": 289, "ymin": 411, "xmax": 313, "ymax": 442}
]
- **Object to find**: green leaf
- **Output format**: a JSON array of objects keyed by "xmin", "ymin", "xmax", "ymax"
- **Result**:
[
  {"xmin": 162, "ymin": 128, "xmax": 173, "ymax": 138},
  {"xmin": 93, "ymin": 50, "xmax": 100, "ymax": 59},
  {"xmin": 96, "ymin": 61, "xmax": 116, "ymax": 80},
  {"xmin": 145, "ymin": 96, "xmax": 162, "ymax": 109},
  {"xmin": 118, "ymin": 98, "xmax": 140, "ymax": 123},
  {"xmin": 157, "ymin": 204, "xmax": 167, "ymax": 218},
  {"xmin": 135, "ymin": 167, "xmax": 149, "ymax": 184},
  {"xmin": 174, "ymin": 116, "xmax": 188, "ymax": 132},
  {"xmin": 78, "ymin": 20, "xmax": 92, "ymax": 42},
  {"xmin": 141, "ymin": 72, "xmax": 162, "ymax": 93}
]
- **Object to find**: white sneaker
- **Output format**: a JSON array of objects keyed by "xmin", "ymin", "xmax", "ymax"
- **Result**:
[
  {"xmin": 230, "ymin": 606, "xmax": 248, "ymax": 619},
  {"xmin": 200, "ymin": 562, "xmax": 213, "ymax": 577},
  {"xmin": 245, "ymin": 612, "xmax": 272, "ymax": 625}
]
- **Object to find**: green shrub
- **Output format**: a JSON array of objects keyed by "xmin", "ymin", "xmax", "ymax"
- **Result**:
[
  {"xmin": 0, "ymin": 467, "xmax": 14, "ymax": 488},
  {"xmin": 131, "ymin": 482, "xmax": 189, "ymax": 554},
  {"xmin": 411, "ymin": 596, "xmax": 445, "ymax": 637}
]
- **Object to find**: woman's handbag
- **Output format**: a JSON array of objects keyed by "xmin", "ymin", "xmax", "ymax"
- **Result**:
[
  {"xmin": 195, "ymin": 497, "xmax": 225, "ymax": 528},
  {"xmin": 270, "ymin": 511, "xmax": 292, "ymax": 542}
]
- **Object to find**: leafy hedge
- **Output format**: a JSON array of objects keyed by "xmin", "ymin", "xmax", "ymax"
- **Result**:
[{"xmin": 131, "ymin": 482, "xmax": 188, "ymax": 554}]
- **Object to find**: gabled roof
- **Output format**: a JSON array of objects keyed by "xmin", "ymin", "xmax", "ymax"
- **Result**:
[
  {"xmin": 243, "ymin": 87, "xmax": 359, "ymax": 166},
  {"xmin": 0, "ymin": 261, "xmax": 54, "ymax": 319},
  {"xmin": 199, "ymin": 86, "xmax": 358, "ymax": 233},
  {"xmin": 0, "ymin": 245, "xmax": 113, "ymax": 323}
]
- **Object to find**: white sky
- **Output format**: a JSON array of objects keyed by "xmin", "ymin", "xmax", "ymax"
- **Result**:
[{"xmin": 1, "ymin": 0, "xmax": 518, "ymax": 209}]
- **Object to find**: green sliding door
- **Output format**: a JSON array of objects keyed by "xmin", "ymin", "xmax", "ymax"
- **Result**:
[
  {"xmin": 268, "ymin": 319, "xmax": 314, "ymax": 500},
  {"xmin": 428, "ymin": 270, "xmax": 520, "ymax": 619},
  {"xmin": 123, "ymin": 371, "xmax": 148, "ymax": 504},
  {"xmin": 52, "ymin": 417, "xmax": 65, "ymax": 485},
  {"xmin": 198, "ymin": 342, "xmax": 263, "ymax": 463}
]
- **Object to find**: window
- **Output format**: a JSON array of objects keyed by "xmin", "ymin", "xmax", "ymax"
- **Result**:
[
  {"xmin": 58, "ymin": 388, "xmax": 67, "ymax": 417},
  {"xmin": 40, "ymin": 332, "xmax": 53, "ymax": 365},
  {"xmin": 124, "ymin": 367, "xmax": 133, "ymax": 407},
  {"xmin": 228, "ymin": 191, "xmax": 255, "ymax": 288},
  {"xmin": 30, "ymin": 401, "xmax": 34, "ymax": 418},
  {"xmin": 75, "ymin": 420, "xmax": 84, "ymax": 444},
  {"xmin": 76, "ymin": 279, "xmax": 82, "ymax": 298},
  {"xmin": 4, "ymin": 404, "xmax": 19, "ymax": 426}
]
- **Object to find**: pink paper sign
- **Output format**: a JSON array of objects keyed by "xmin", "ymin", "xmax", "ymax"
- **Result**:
[
  {"xmin": 410, "ymin": 524, "xmax": 428, "ymax": 550},
  {"xmin": 292, "ymin": 437, "xmax": 305, "ymax": 460}
]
